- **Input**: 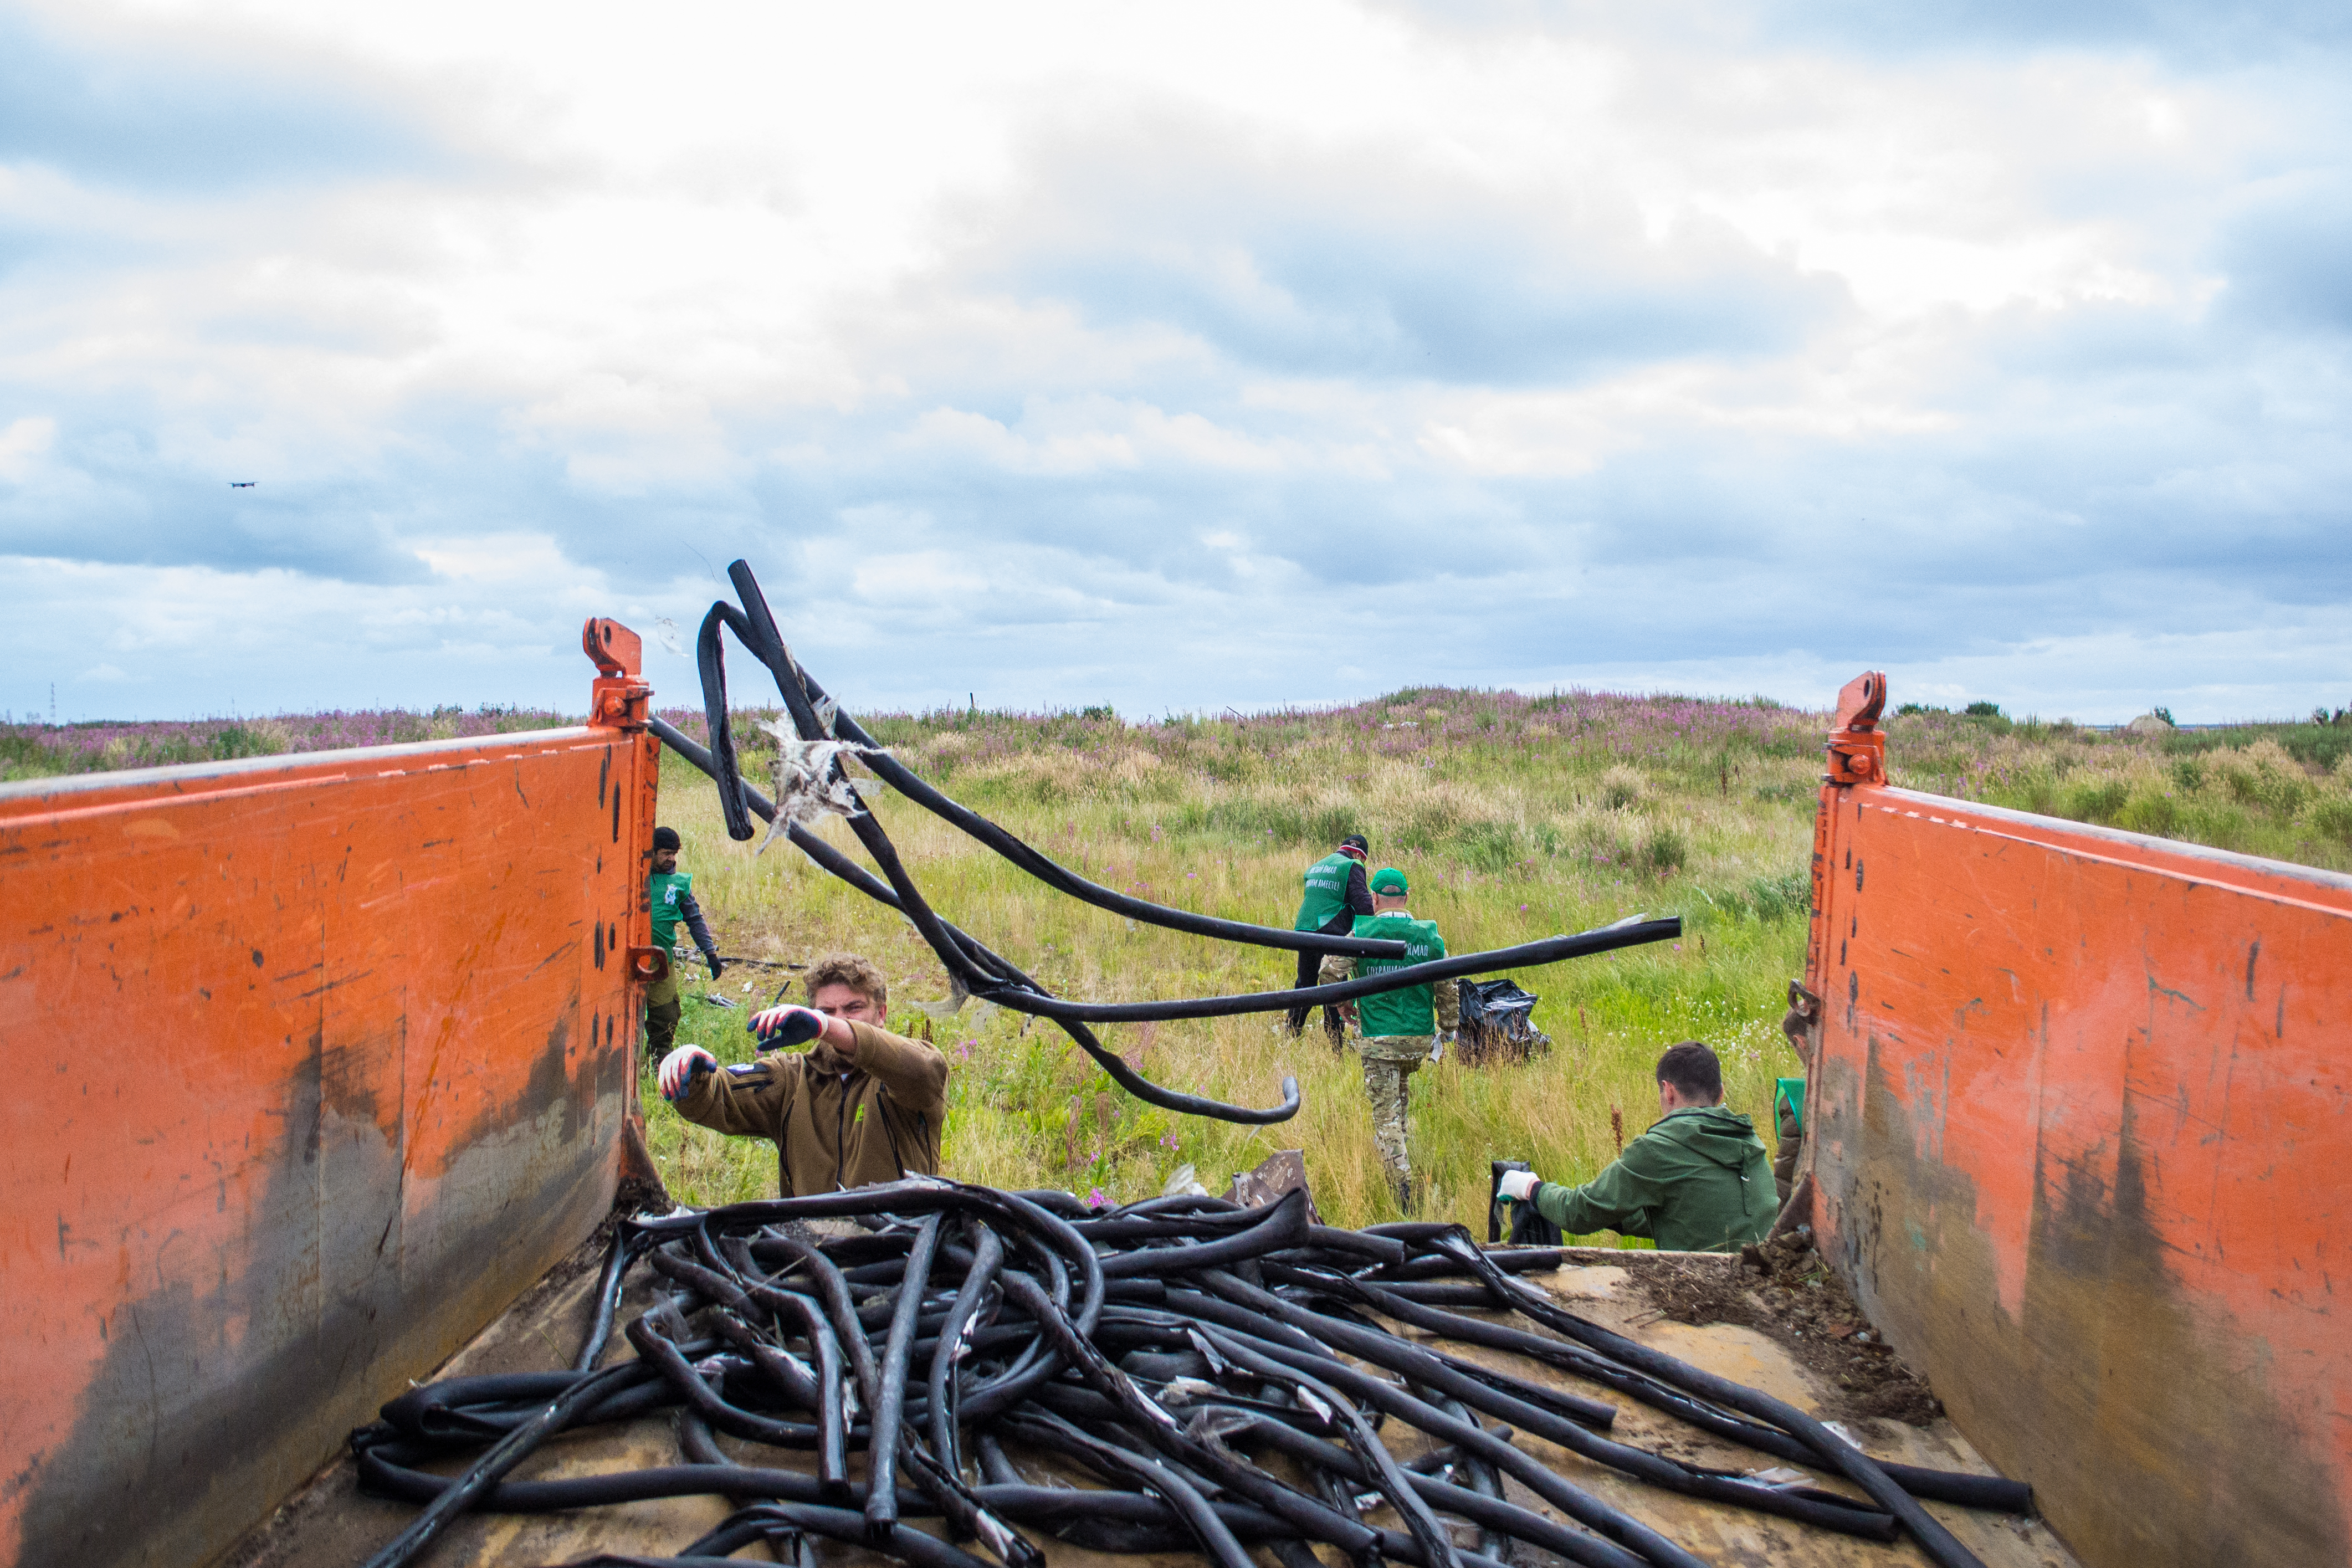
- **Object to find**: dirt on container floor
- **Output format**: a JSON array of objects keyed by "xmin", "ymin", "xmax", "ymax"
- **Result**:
[{"xmin": 1585, "ymin": 1229, "xmax": 1943, "ymax": 1426}]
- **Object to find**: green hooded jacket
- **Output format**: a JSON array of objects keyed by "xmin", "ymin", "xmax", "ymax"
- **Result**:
[{"xmin": 1531, "ymin": 1105, "xmax": 1777, "ymax": 1253}]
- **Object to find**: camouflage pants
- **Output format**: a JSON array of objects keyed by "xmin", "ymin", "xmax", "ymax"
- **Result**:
[
  {"xmin": 1356, "ymin": 1036, "xmax": 1429, "ymax": 1183},
  {"xmin": 645, "ymin": 997, "xmax": 681, "ymax": 1062},
  {"xmin": 642, "ymin": 959, "xmax": 681, "ymax": 1061},
  {"xmin": 1773, "ymin": 1096, "xmax": 1804, "ymax": 1205}
]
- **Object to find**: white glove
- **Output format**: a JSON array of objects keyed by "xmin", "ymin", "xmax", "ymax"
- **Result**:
[
  {"xmin": 659, "ymin": 1045, "xmax": 717, "ymax": 1101},
  {"xmin": 1496, "ymin": 1169, "xmax": 1542, "ymax": 1202},
  {"xmin": 1431, "ymin": 1032, "xmax": 1454, "ymax": 1062}
]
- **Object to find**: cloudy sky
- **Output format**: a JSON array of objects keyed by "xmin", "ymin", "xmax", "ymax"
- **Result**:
[{"xmin": 3, "ymin": 1, "xmax": 2346, "ymax": 725}]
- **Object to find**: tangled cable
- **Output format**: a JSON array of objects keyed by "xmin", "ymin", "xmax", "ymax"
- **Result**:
[
  {"xmin": 648, "ymin": 560, "xmax": 1680, "ymax": 1124},
  {"xmin": 351, "ymin": 1180, "xmax": 2020, "ymax": 1568}
]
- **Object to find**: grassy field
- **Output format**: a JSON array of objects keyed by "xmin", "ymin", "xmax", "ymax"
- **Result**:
[
  {"xmin": 643, "ymin": 691, "xmax": 1832, "ymax": 1233},
  {"xmin": 639, "ymin": 690, "xmax": 2352, "ymax": 1232},
  {"xmin": 1892, "ymin": 706, "xmax": 2352, "ymax": 869},
  {"xmin": 0, "ymin": 706, "xmax": 572, "ymax": 781}
]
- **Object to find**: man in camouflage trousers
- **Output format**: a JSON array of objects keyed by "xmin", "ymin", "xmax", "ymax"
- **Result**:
[{"xmin": 1319, "ymin": 866, "xmax": 1457, "ymax": 1213}]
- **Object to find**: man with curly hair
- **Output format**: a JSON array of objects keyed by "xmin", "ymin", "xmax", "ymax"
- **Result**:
[{"xmin": 657, "ymin": 952, "xmax": 949, "ymax": 1195}]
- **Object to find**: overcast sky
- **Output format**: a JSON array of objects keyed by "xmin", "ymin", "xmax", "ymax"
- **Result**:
[{"xmin": 3, "ymin": 1, "xmax": 2346, "ymax": 725}]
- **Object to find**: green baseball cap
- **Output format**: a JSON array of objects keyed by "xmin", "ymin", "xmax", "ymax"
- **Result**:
[{"xmin": 1370, "ymin": 866, "xmax": 1408, "ymax": 895}]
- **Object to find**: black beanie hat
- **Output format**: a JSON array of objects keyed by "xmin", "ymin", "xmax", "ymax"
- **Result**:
[{"xmin": 653, "ymin": 826, "xmax": 681, "ymax": 852}]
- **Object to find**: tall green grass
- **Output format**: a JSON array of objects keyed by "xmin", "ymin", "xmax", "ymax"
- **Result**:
[
  {"xmin": 1889, "ymin": 709, "xmax": 2352, "ymax": 869},
  {"xmin": 639, "ymin": 687, "xmax": 2352, "ymax": 1231},
  {"xmin": 642, "ymin": 689, "xmax": 1822, "ymax": 1233}
]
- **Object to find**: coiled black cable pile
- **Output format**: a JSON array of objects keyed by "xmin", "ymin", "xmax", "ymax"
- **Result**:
[
  {"xmin": 352, "ymin": 1179, "xmax": 2023, "ymax": 1568},
  {"xmin": 645, "ymin": 560, "xmax": 1683, "ymax": 1125}
]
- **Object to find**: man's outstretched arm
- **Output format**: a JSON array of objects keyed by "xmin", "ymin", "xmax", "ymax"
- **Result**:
[
  {"xmin": 844, "ymin": 1021, "xmax": 950, "ymax": 1119},
  {"xmin": 1530, "ymin": 1141, "xmax": 1674, "ymax": 1241},
  {"xmin": 676, "ymin": 889, "xmax": 723, "ymax": 976},
  {"xmin": 668, "ymin": 1049, "xmax": 793, "ymax": 1136}
]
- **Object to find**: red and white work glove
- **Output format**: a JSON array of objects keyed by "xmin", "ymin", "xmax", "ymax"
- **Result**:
[
  {"xmin": 1495, "ymin": 1169, "xmax": 1543, "ymax": 1203},
  {"xmin": 658, "ymin": 1045, "xmax": 717, "ymax": 1101},
  {"xmin": 748, "ymin": 1004, "xmax": 828, "ymax": 1047}
]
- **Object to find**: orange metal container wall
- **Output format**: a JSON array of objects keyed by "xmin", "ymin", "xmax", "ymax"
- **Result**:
[
  {"xmin": 1805, "ymin": 779, "xmax": 2352, "ymax": 1568},
  {"xmin": 0, "ymin": 707, "xmax": 659, "ymax": 1567}
]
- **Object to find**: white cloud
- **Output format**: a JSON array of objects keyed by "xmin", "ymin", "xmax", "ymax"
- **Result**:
[
  {"xmin": 0, "ymin": 0, "xmax": 2344, "ymax": 724},
  {"xmin": 0, "ymin": 416, "xmax": 55, "ymax": 480}
]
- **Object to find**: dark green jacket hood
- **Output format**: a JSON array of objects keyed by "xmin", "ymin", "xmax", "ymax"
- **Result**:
[{"xmin": 1649, "ymin": 1105, "xmax": 1770, "ymax": 1169}]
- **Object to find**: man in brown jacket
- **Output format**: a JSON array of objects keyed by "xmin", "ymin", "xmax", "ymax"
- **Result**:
[{"xmin": 655, "ymin": 952, "xmax": 949, "ymax": 1195}]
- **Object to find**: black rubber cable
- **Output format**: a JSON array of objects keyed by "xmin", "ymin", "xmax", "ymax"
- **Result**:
[
  {"xmin": 691, "ymin": 562, "xmax": 1398, "ymax": 960},
  {"xmin": 1431, "ymin": 1230, "xmax": 1990, "ymax": 1568},
  {"xmin": 1097, "ymin": 1186, "xmax": 1310, "ymax": 1277},
  {"xmin": 575, "ymin": 1231, "xmax": 641, "ymax": 1372},
  {"xmin": 649, "ymin": 711, "xmax": 1674, "ymax": 1026},
  {"xmin": 866, "ymin": 1212, "xmax": 941, "ymax": 1540},
  {"xmin": 1299, "ymin": 1264, "xmax": 2027, "ymax": 1511},
  {"xmin": 647, "ymin": 714, "xmax": 1305, "ymax": 1127},
  {"xmin": 362, "ymin": 1188, "xmax": 2035, "ymax": 1568},
  {"xmin": 357, "ymin": 1361, "xmax": 643, "ymax": 1568},
  {"xmin": 1214, "ymin": 1408, "xmax": 1682, "ymax": 1568},
  {"xmin": 1250, "ymin": 1265, "xmax": 1899, "ymax": 1536},
  {"xmin": 1199, "ymin": 1317, "xmax": 1675, "ymax": 1568},
  {"xmin": 993, "ymin": 1270, "xmax": 1410, "ymax": 1563},
  {"xmin": 928, "ymin": 1223, "xmax": 1005, "ymax": 1481},
  {"xmin": 1421, "ymin": 1388, "xmax": 1511, "ymax": 1563},
  {"xmin": 969, "ymin": 922, "xmax": 1682, "ymax": 1023},
  {"xmin": 715, "ymin": 1237, "xmax": 853, "ymax": 1493},
  {"xmin": 995, "ymin": 1409, "xmax": 1257, "ymax": 1568},
  {"xmin": 721, "ymin": 561, "xmax": 1405, "ymax": 962},
  {"xmin": 1187, "ymin": 1323, "xmax": 1464, "ymax": 1568}
]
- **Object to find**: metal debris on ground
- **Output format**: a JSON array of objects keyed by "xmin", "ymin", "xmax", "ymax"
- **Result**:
[{"xmin": 1223, "ymin": 1149, "xmax": 1321, "ymax": 1222}]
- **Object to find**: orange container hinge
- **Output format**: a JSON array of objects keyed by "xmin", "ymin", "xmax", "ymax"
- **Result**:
[
  {"xmin": 1822, "ymin": 669, "xmax": 1888, "ymax": 787},
  {"xmin": 582, "ymin": 617, "xmax": 653, "ymax": 730}
]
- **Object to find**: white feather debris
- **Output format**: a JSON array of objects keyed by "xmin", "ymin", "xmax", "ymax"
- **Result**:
[
  {"xmin": 906, "ymin": 969, "xmax": 973, "ymax": 1021},
  {"xmin": 755, "ymin": 718, "xmax": 882, "ymax": 855}
]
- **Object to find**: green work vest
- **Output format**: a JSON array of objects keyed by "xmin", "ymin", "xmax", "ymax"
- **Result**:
[
  {"xmin": 1776, "ymin": 1077, "xmax": 1806, "ymax": 1135},
  {"xmin": 1294, "ymin": 852, "xmax": 1357, "ymax": 932},
  {"xmin": 649, "ymin": 869, "xmax": 693, "ymax": 950},
  {"xmin": 1350, "ymin": 910, "xmax": 1448, "ymax": 1037}
]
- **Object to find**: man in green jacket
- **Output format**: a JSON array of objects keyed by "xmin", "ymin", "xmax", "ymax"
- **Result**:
[
  {"xmin": 1318, "ymin": 866, "xmax": 1457, "ymax": 1213},
  {"xmin": 1288, "ymin": 832, "xmax": 1374, "ymax": 1042},
  {"xmin": 1495, "ymin": 1041, "xmax": 1776, "ymax": 1252},
  {"xmin": 645, "ymin": 826, "xmax": 724, "ymax": 1062}
]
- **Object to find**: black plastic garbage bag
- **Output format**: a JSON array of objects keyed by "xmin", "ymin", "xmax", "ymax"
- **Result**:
[{"xmin": 1456, "ymin": 978, "xmax": 1552, "ymax": 1065}]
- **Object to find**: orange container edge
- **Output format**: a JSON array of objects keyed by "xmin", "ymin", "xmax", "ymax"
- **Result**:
[
  {"xmin": 1803, "ymin": 672, "xmax": 2352, "ymax": 1568},
  {"xmin": 0, "ymin": 618, "xmax": 659, "ymax": 1568}
]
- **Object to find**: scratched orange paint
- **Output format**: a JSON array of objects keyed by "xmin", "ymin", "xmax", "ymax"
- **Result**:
[
  {"xmin": 1806, "ymin": 714, "xmax": 2352, "ymax": 1568},
  {"xmin": 0, "ymin": 623, "xmax": 659, "ymax": 1568}
]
